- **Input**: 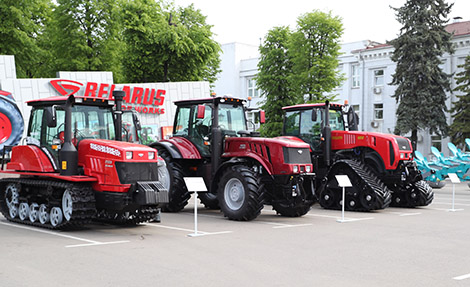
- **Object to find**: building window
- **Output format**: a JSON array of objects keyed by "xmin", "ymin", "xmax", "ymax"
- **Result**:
[
  {"xmin": 351, "ymin": 104, "xmax": 360, "ymax": 120},
  {"xmin": 431, "ymin": 135, "xmax": 442, "ymax": 152},
  {"xmin": 374, "ymin": 103, "xmax": 383, "ymax": 120},
  {"xmin": 351, "ymin": 64, "xmax": 360, "ymax": 88},
  {"xmin": 374, "ymin": 69, "xmax": 384, "ymax": 86},
  {"xmin": 247, "ymin": 78, "xmax": 261, "ymax": 99}
]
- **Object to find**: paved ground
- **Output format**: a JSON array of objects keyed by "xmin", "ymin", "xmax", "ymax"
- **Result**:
[{"xmin": 1, "ymin": 180, "xmax": 470, "ymax": 287}]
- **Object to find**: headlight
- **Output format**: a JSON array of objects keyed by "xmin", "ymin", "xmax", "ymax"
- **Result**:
[
  {"xmin": 293, "ymin": 165, "xmax": 299, "ymax": 173},
  {"xmin": 126, "ymin": 151, "xmax": 133, "ymax": 159},
  {"xmin": 148, "ymin": 151, "xmax": 155, "ymax": 160},
  {"xmin": 306, "ymin": 165, "xmax": 312, "ymax": 173}
]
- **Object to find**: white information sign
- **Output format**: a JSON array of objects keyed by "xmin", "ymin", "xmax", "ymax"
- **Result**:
[
  {"xmin": 448, "ymin": 173, "xmax": 461, "ymax": 184},
  {"xmin": 184, "ymin": 177, "xmax": 208, "ymax": 192},
  {"xmin": 336, "ymin": 175, "xmax": 352, "ymax": 187}
]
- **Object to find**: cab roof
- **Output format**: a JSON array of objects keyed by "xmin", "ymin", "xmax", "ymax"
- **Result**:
[
  {"xmin": 27, "ymin": 95, "xmax": 114, "ymax": 107},
  {"xmin": 174, "ymin": 96, "xmax": 246, "ymax": 106},
  {"xmin": 282, "ymin": 102, "xmax": 343, "ymax": 111}
]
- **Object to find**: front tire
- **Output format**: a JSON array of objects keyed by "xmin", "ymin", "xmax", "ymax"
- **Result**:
[
  {"xmin": 157, "ymin": 148, "xmax": 190, "ymax": 212},
  {"xmin": 218, "ymin": 165, "xmax": 263, "ymax": 221}
]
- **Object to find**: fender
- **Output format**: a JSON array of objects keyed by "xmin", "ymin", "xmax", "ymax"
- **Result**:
[
  {"xmin": 6, "ymin": 145, "xmax": 55, "ymax": 172},
  {"xmin": 149, "ymin": 141, "xmax": 183, "ymax": 159},
  {"xmin": 363, "ymin": 149, "xmax": 386, "ymax": 175},
  {"xmin": 152, "ymin": 137, "xmax": 201, "ymax": 159}
]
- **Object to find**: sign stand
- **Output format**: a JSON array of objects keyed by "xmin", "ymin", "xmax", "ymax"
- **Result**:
[
  {"xmin": 183, "ymin": 177, "xmax": 208, "ymax": 237},
  {"xmin": 447, "ymin": 173, "xmax": 463, "ymax": 212},
  {"xmin": 335, "ymin": 175, "xmax": 353, "ymax": 223}
]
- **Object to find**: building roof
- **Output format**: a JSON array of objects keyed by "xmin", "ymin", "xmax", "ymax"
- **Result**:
[{"xmin": 445, "ymin": 20, "xmax": 470, "ymax": 36}]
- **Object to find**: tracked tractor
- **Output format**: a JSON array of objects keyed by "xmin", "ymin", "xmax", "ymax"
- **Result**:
[
  {"xmin": 281, "ymin": 101, "xmax": 433, "ymax": 211},
  {"xmin": 150, "ymin": 96, "xmax": 315, "ymax": 221},
  {"xmin": 0, "ymin": 91, "xmax": 168, "ymax": 229}
]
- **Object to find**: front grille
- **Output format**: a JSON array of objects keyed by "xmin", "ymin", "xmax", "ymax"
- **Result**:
[
  {"xmin": 396, "ymin": 138, "xmax": 411, "ymax": 151},
  {"xmin": 283, "ymin": 147, "xmax": 311, "ymax": 164},
  {"xmin": 115, "ymin": 162, "xmax": 159, "ymax": 184}
]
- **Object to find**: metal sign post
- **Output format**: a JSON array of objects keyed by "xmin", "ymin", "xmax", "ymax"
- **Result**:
[
  {"xmin": 335, "ymin": 175, "xmax": 352, "ymax": 223},
  {"xmin": 183, "ymin": 177, "xmax": 208, "ymax": 237},
  {"xmin": 447, "ymin": 173, "xmax": 463, "ymax": 212}
]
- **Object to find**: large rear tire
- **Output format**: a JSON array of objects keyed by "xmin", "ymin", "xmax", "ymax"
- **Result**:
[
  {"xmin": 218, "ymin": 165, "xmax": 263, "ymax": 221},
  {"xmin": 157, "ymin": 148, "xmax": 190, "ymax": 212},
  {"xmin": 0, "ymin": 94, "xmax": 24, "ymax": 153},
  {"xmin": 198, "ymin": 192, "xmax": 220, "ymax": 209}
]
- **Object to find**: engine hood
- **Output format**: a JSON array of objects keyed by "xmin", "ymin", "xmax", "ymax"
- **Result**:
[{"xmin": 78, "ymin": 139, "xmax": 157, "ymax": 161}]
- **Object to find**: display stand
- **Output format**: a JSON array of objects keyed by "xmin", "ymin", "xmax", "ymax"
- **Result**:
[
  {"xmin": 447, "ymin": 173, "xmax": 463, "ymax": 212},
  {"xmin": 335, "ymin": 175, "xmax": 352, "ymax": 223},
  {"xmin": 183, "ymin": 177, "xmax": 208, "ymax": 237}
]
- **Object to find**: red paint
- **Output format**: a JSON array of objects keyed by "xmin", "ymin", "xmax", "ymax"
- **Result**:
[
  {"xmin": 0, "ymin": 113, "xmax": 12, "ymax": 144},
  {"xmin": 7, "ymin": 145, "xmax": 55, "ymax": 172},
  {"xmin": 50, "ymin": 79, "xmax": 84, "ymax": 96},
  {"xmin": 160, "ymin": 137, "xmax": 202, "ymax": 159}
]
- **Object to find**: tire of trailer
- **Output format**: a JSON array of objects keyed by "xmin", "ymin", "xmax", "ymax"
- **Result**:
[
  {"xmin": 218, "ymin": 165, "xmax": 263, "ymax": 221},
  {"xmin": 0, "ymin": 96, "xmax": 24, "ymax": 153}
]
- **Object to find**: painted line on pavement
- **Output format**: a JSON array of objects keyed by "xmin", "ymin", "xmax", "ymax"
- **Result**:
[
  {"xmin": 384, "ymin": 211, "xmax": 422, "ymax": 217},
  {"xmin": 0, "ymin": 221, "xmax": 129, "ymax": 247},
  {"xmin": 453, "ymin": 273, "xmax": 470, "ymax": 281},
  {"xmin": 144, "ymin": 223, "xmax": 232, "ymax": 236},
  {"xmin": 433, "ymin": 201, "xmax": 470, "ymax": 207},
  {"xmin": 305, "ymin": 213, "xmax": 374, "ymax": 221}
]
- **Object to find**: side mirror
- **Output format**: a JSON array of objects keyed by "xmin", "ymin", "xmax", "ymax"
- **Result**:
[
  {"xmin": 44, "ymin": 106, "xmax": 57, "ymax": 128},
  {"xmin": 259, "ymin": 110, "xmax": 265, "ymax": 124},
  {"xmin": 311, "ymin": 109, "xmax": 317, "ymax": 122},
  {"xmin": 196, "ymin": 105, "xmax": 205, "ymax": 119},
  {"xmin": 132, "ymin": 112, "xmax": 142, "ymax": 130}
]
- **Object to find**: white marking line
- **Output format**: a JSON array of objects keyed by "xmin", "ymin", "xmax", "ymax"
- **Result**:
[
  {"xmin": 0, "ymin": 221, "xmax": 129, "ymax": 247},
  {"xmin": 433, "ymin": 201, "xmax": 470, "ymax": 207},
  {"xmin": 305, "ymin": 213, "xmax": 374, "ymax": 221},
  {"xmin": 144, "ymin": 223, "xmax": 232, "ymax": 236},
  {"xmin": 66, "ymin": 241, "xmax": 130, "ymax": 248},
  {"xmin": 272, "ymin": 223, "xmax": 313, "ymax": 229},
  {"xmin": 384, "ymin": 211, "xmax": 422, "ymax": 217},
  {"xmin": 453, "ymin": 273, "xmax": 470, "ymax": 281}
]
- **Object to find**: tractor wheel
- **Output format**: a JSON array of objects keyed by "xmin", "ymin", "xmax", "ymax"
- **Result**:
[
  {"xmin": 0, "ymin": 94, "xmax": 24, "ymax": 153},
  {"xmin": 272, "ymin": 183, "xmax": 314, "ymax": 217},
  {"xmin": 198, "ymin": 192, "xmax": 220, "ymax": 210},
  {"xmin": 218, "ymin": 165, "xmax": 263, "ymax": 221},
  {"xmin": 157, "ymin": 148, "xmax": 190, "ymax": 212}
]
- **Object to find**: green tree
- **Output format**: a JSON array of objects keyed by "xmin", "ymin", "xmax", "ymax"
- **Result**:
[
  {"xmin": 121, "ymin": 0, "xmax": 220, "ymax": 83},
  {"xmin": 289, "ymin": 11, "xmax": 344, "ymax": 103},
  {"xmin": 390, "ymin": 0, "xmax": 454, "ymax": 150},
  {"xmin": 45, "ymin": 0, "xmax": 123, "ymax": 80},
  {"xmin": 449, "ymin": 54, "xmax": 470, "ymax": 149},
  {"xmin": 0, "ymin": 0, "xmax": 52, "ymax": 78},
  {"xmin": 255, "ymin": 26, "xmax": 296, "ymax": 137}
]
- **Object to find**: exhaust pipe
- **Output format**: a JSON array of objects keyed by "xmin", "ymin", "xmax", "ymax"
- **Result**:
[
  {"xmin": 59, "ymin": 95, "xmax": 78, "ymax": 175},
  {"xmin": 113, "ymin": 90, "xmax": 125, "ymax": 142},
  {"xmin": 323, "ymin": 100, "xmax": 331, "ymax": 167}
]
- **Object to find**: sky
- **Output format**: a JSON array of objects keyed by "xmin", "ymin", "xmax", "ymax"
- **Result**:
[{"xmin": 172, "ymin": 0, "xmax": 470, "ymax": 45}]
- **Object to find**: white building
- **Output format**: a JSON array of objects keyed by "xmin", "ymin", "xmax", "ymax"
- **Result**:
[{"xmin": 214, "ymin": 20, "xmax": 470, "ymax": 158}]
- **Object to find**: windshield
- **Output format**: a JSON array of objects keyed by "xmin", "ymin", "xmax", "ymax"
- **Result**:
[{"xmin": 218, "ymin": 103, "xmax": 247, "ymax": 135}]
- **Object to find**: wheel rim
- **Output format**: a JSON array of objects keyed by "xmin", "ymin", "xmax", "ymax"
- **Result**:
[
  {"xmin": 224, "ymin": 178, "xmax": 245, "ymax": 210},
  {"xmin": 29, "ymin": 203, "xmax": 39, "ymax": 222},
  {"xmin": 62, "ymin": 190, "xmax": 73, "ymax": 221},
  {"xmin": 5, "ymin": 184, "xmax": 19, "ymax": 218},
  {"xmin": 158, "ymin": 163, "xmax": 171, "ymax": 191},
  {"xmin": 18, "ymin": 202, "xmax": 29, "ymax": 220},
  {"xmin": 0, "ymin": 113, "xmax": 12, "ymax": 144},
  {"xmin": 50, "ymin": 207, "xmax": 63, "ymax": 227},
  {"xmin": 39, "ymin": 204, "xmax": 49, "ymax": 224}
]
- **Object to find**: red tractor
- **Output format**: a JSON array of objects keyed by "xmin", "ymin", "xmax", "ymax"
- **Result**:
[
  {"xmin": 151, "ymin": 96, "xmax": 315, "ymax": 221},
  {"xmin": 281, "ymin": 101, "xmax": 433, "ymax": 211},
  {"xmin": 0, "ymin": 92, "xmax": 168, "ymax": 229}
]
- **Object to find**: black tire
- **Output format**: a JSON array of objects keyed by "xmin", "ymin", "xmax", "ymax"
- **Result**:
[
  {"xmin": 0, "ymin": 95, "xmax": 24, "ymax": 154},
  {"xmin": 272, "ymin": 183, "xmax": 314, "ymax": 217},
  {"xmin": 157, "ymin": 148, "xmax": 190, "ymax": 212},
  {"xmin": 218, "ymin": 165, "xmax": 263, "ymax": 221},
  {"xmin": 415, "ymin": 180, "xmax": 434, "ymax": 206},
  {"xmin": 198, "ymin": 192, "xmax": 220, "ymax": 209}
]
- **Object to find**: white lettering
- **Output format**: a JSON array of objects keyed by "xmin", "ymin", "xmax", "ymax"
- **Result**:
[{"xmin": 90, "ymin": 143, "xmax": 121, "ymax": 157}]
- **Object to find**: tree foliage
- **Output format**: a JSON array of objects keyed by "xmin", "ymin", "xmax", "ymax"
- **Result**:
[
  {"xmin": 121, "ymin": 0, "xmax": 220, "ymax": 83},
  {"xmin": 390, "ymin": 0, "xmax": 454, "ymax": 149},
  {"xmin": 449, "ymin": 55, "xmax": 470, "ymax": 149},
  {"xmin": 0, "ymin": 0, "xmax": 52, "ymax": 78},
  {"xmin": 44, "ymin": 0, "xmax": 123, "ymax": 80},
  {"xmin": 289, "ymin": 11, "xmax": 344, "ymax": 103},
  {"xmin": 255, "ymin": 26, "xmax": 296, "ymax": 137}
]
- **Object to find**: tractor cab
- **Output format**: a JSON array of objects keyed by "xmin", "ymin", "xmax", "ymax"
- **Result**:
[{"xmin": 172, "ymin": 97, "xmax": 253, "ymax": 157}]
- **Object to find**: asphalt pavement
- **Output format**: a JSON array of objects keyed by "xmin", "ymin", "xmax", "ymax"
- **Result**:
[{"xmin": 1, "ymin": 179, "xmax": 470, "ymax": 287}]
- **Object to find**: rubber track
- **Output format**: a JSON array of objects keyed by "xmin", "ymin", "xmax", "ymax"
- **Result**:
[
  {"xmin": 0, "ymin": 178, "xmax": 96, "ymax": 230},
  {"xmin": 324, "ymin": 159, "xmax": 392, "ymax": 211}
]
